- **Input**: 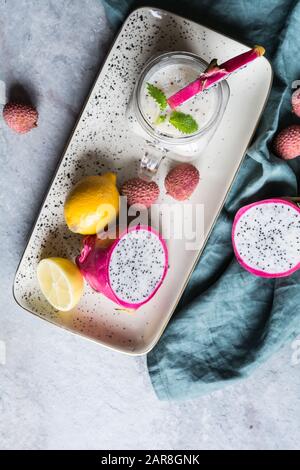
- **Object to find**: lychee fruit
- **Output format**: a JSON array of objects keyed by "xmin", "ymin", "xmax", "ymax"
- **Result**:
[
  {"xmin": 121, "ymin": 177, "xmax": 159, "ymax": 208},
  {"xmin": 292, "ymin": 88, "xmax": 300, "ymax": 118},
  {"xmin": 273, "ymin": 125, "xmax": 300, "ymax": 160},
  {"xmin": 164, "ymin": 163, "xmax": 200, "ymax": 201},
  {"xmin": 3, "ymin": 102, "xmax": 38, "ymax": 134}
]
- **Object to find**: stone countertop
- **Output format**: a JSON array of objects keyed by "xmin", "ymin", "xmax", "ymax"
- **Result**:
[{"xmin": 0, "ymin": 0, "xmax": 300, "ymax": 450}]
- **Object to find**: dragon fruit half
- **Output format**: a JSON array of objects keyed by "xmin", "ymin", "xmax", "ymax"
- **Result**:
[
  {"xmin": 76, "ymin": 225, "xmax": 168, "ymax": 309},
  {"xmin": 232, "ymin": 198, "xmax": 300, "ymax": 278}
]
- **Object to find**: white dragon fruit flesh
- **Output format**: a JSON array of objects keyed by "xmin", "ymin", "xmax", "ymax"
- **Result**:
[
  {"xmin": 232, "ymin": 198, "xmax": 300, "ymax": 278},
  {"xmin": 76, "ymin": 225, "xmax": 168, "ymax": 309}
]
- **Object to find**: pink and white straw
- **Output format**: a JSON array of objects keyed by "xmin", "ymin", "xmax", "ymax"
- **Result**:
[{"xmin": 167, "ymin": 46, "xmax": 266, "ymax": 109}]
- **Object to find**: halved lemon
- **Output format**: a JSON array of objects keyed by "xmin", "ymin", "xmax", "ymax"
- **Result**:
[{"xmin": 37, "ymin": 258, "xmax": 84, "ymax": 311}]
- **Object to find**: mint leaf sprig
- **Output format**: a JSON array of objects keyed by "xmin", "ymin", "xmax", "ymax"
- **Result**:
[
  {"xmin": 146, "ymin": 83, "xmax": 167, "ymax": 111},
  {"xmin": 169, "ymin": 111, "xmax": 198, "ymax": 134},
  {"xmin": 146, "ymin": 83, "xmax": 199, "ymax": 135},
  {"xmin": 155, "ymin": 114, "xmax": 167, "ymax": 125}
]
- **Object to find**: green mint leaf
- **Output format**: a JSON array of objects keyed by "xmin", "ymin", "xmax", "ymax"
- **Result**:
[
  {"xmin": 147, "ymin": 83, "xmax": 167, "ymax": 111},
  {"xmin": 169, "ymin": 111, "xmax": 199, "ymax": 134},
  {"xmin": 156, "ymin": 114, "xmax": 167, "ymax": 124}
]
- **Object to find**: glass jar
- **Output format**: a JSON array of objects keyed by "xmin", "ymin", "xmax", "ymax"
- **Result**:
[{"xmin": 126, "ymin": 51, "xmax": 230, "ymax": 179}]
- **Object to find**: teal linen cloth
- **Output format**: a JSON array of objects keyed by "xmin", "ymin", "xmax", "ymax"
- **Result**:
[{"xmin": 102, "ymin": 0, "xmax": 300, "ymax": 399}]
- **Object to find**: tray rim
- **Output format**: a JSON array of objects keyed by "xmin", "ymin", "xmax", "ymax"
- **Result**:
[{"xmin": 13, "ymin": 6, "xmax": 273, "ymax": 356}]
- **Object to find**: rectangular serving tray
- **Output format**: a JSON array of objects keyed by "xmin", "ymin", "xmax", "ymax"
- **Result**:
[{"xmin": 14, "ymin": 7, "xmax": 272, "ymax": 355}]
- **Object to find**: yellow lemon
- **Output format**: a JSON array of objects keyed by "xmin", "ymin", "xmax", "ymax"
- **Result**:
[
  {"xmin": 64, "ymin": 173, "xmax": 119, "ymax": 235},
  {"xmin": 37, "ymin": 258, "xmax": 84, "ymax": 311}
]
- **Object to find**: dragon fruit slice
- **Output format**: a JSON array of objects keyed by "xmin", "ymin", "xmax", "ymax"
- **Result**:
[
  {"xmin": 232, "ymin": 199, "xmax": 300, "ymax": 278},
  {"xmin": 76, "ymin": 225, "xmax": 168, "ymax": 309}
]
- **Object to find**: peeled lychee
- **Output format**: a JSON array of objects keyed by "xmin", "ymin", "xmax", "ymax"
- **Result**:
[
  {"xmin": 121, "ymin": 177, "xmax": 159, "ymax": 208},
  {"xmin": 273, "ymin": 125, "xmax": 300, "ymax": 160},
  {"xmin": 3, "ymin": 102, "xmax": 38, "ymax": 134},
  {"xmin": 165, "ymin": 163, "xmax": 200, "ymax": 201},
  {"xmin": 292, "ymin": 88, "xmax": 300, "ymax": 118}
]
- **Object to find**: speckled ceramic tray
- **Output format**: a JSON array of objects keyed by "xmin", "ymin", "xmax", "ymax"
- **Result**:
[{"xmin": 14, "ymin": 7, "xmax": 272, "ymax": 355}]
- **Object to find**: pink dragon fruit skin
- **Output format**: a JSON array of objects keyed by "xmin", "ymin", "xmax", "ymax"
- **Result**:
[
  {"xmin": 76, "ymin": 225, "xmax": 168, "ymax": 309},
  {"xmin": 232, "ymin": 198, "xmax": 300, "ymax": 278}
]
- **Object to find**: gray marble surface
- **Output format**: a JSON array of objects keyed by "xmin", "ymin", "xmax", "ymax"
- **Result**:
[{"xmin": 0, "ymin": 0, "xmax": 300, "ymax": 450}]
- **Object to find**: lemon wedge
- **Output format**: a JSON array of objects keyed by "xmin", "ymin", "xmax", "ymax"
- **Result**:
[{"xmin": 37, "ymin": 258, "xmax": 84, "ymax": 311}]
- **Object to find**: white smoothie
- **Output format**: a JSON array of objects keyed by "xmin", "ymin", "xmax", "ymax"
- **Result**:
[
  {"xmin": 126, "ymin": 54, "xmax": 227, "ymax": 159},
  {"xmin": 140, "ymin": 63, "xmax": 218, "ymax": 139}
]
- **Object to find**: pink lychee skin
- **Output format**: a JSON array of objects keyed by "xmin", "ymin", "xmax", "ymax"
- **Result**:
[
  {"xmin": 292, "ymin": 88, "xmax": 300, "ymax": 118},
  {"xmin": 232, "ymin": 198, "xmax": 300, "ymax": 278},
  {"xmin": 3, "ymin": 102, "xmax": 38, "ymax": 134},
  {"xmin": 121, "ymin": 178, "xmax": 159, "ymax": 208},
  {"xmin": 165, "ymin": 163, "xmax": 200, "ymax": 201},
  {"xmin": 76, "ymin": 225, "xmax": 168, "ymax": 310},
  {"xmin": 273, "ymin": 125, "xmax": 300, "ymax": 160}
]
